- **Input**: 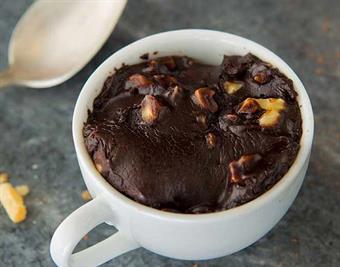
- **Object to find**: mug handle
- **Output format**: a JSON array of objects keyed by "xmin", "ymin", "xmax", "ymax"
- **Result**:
[{"xmin": 50, "ymin": 194, "xmax": 140, "ymax": 267}]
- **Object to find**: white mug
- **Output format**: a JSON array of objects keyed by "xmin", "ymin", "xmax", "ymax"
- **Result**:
[{"xmin": 50, "ymin": 30, "xmax": 314, "ymax": 267}]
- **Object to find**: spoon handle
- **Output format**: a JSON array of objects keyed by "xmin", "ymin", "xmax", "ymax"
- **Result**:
[{"xmin": 0, "ymin": 68, "xmax": 16, "ymax": 88}]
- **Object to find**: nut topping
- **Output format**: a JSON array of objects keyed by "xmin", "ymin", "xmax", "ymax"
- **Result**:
[
  {"xmin": 0, "ymin": 172, "xmax": 9, "ymax": 183},
  {"xmin": 95, "ymin": 163, "xmax": 103, "ymax": 173},
  {"xmin": 15, "ymin": 185, "xmax": 30, "ymax": 197},
  {"xmin": 196, "ymin": 114, "xmax": 207, "ymax": 128},
  {"xmin": 254, "ymin": 98, "xmax": 285, "ymax": 111},
  {"xmin": 259, "ymin": 110, "xmax": 281, "ymax": 127},
  {"xmin": 206, "ymin": 133, "xmax": 217, "ymax": 149},
  {"xmin": 141, "ymin": 95, "xmax": 161, "ymax": 124},
  {"xmin": 126, "ymin": 74, "xmax": 152, "ymax": 88},
  {"xmin": 253, "ymin": 72, "xmax": 269, "ymax": 84},
  {"xmin": 223, "ymin": 81, "xmax": 243, "ymax": 94},
  {"xmin": 238, "ymin": 98, "xmax": 286, "ymax": 127},
  {"xmin": 169, "ymin": 86, "xmax": 183, "ymax": 104},
  {"xmin": 238, "ymin": 98, "xmax": 261, "ymax": 115},
  {"xmin": 252, "ymin": 65, "xmax": 271, "ymax": 84},
  {"xmin": 193, "ymin": 87, "xmax": 218, "ymax": 113},
  {"xmin": 255, "ymin": 98, "xmax": 286, "ymax": 127},
  {"xmin": 229, "ymin": 154, "xmax": 262, "ymax": 184},
  {"xmin": 81, "ymin": 190, "xmax": 92, "ymax": 202}
]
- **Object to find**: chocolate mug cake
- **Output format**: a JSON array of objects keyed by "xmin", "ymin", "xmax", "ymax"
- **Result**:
[{"xmin": 83, "ymin": 53, "xmax": 302, "ymax": 214}]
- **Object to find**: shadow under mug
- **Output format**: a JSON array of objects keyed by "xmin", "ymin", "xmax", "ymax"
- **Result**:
[{"xmin": 50, "ymin": 29, "xmax": 314, "ymax": 267}]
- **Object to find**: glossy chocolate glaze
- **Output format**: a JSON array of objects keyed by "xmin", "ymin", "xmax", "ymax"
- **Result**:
[{"xmin": 83, "ymin": 54, "xmax": 302, "ymax": 213}]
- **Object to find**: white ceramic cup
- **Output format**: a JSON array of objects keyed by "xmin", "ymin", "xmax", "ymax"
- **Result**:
[{"xmin": 50, "ymin": 30, "xmax": 314, "ymax": 267}]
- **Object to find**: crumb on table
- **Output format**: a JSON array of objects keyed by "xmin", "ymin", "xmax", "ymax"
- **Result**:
[
  {"xmin": 0, "ymin": 182, "xmax": 27, "ymax": 223},
  {"xmin": 81, "ymin": 190, "xmax": 92, "ymax": 201}
]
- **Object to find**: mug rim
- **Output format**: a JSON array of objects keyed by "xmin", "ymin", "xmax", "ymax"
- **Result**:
[{"xmin": 72, "ymin": 29, "xmax": 314, "ymax": 222}]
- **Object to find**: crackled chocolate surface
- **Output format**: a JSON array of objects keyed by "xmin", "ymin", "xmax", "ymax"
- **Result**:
[{"xmin": 83, "ymin": 54, "xmax": 302, "ymax": 213}]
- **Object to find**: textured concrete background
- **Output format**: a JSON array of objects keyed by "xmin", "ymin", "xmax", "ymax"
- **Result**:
[{"xmin": 0, "ymin": 0, "xmax": 339, "ymax": 266}]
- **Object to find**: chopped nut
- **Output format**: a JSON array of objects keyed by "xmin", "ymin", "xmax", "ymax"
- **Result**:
[
  {"xmin": 238, "ymin": 98, "xmax": 261, "ymax": 115},
  {"xmin": 229, "ymin": 154, "xmax": 262, "ymax": 184},
  {"xmin": 252, "ymin": 65, "xmax": 270, "ymax": 84},
  {"xmin": 126, "ymin": 74, "xmax": 151, "ymax": 88},
  {"xmin": 15, "ymin": 185, "xmax": 30, "ymax": 197},
  {"xmin": 0, "ymin": 183, "xmax": 27, "ymax": 223},
  {"xmin": 223, "ymin": 81, "xmax": 243, "ymax": 94},
  {"xmin": 0, "ymin": 172, "xmax": 9, "ymax": 183},
  {"xmin": 196, "ymin": 114, "xmax": 207, "ymax": 128},
  {"xmin": 193, "ymin": 87, "xmax": 218, "ymax": 113},
  {"xmin": 172, "ymin": 85, "xmax": 181, "ymax": 94},
  {"xmin": 238, "ymin": 98, "xmax": 286, "ymax": 127},
  {"xmin": 255, "ymin": 98, "xmax": 285, "ymax": 111},
  {"xmin": 95, "ymin": 163, "xmax": 103, "ymax": 173},
  {"xmin": 169, "ymin": 86, "xmax": 183, "ymax": 104},
  {"xmin": 253, "ymin": 72, "xmax": 269, "ymax": 84},
  {"xmin": 259, "ymin": 110, "xmax": 280, "ymax": 127},
  {"xmin": 229, "ymin": 162, "xmax": 240, "ymax": 184},
  {"xmin": 238, "ymin": 154, "xmax": 262, "ymax": 170},
  {"xmin": 206, "ymin": 133, "xmax": 217, "ymax": 149},
  {"xmin": 256, "ymin": 98, "xmax": 285, "ymax": 127},
  {"xmin": 141, "ymin": 95, "xmax": 161, "ymax": 124},
  {"xmin": 81, "ymin": 190, "xmax": 92, "ymax": 201}
]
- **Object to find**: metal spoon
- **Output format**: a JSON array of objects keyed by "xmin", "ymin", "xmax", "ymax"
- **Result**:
[{"xmin": 0, "ymin": 0, "xmax": 127, "ymax": 88}]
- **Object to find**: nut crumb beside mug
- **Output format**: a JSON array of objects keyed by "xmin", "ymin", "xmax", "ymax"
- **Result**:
[{"xmin": 50, "ymin": 30, "xmax": 314, "ymax": 267}]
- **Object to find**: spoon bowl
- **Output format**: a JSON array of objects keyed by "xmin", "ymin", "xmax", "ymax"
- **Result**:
[{"xmin": 0, "ymin": 0, "xmax": 127, "ymax": 88}]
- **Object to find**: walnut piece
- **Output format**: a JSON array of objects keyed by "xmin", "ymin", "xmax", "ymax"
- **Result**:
[
  {"xmin": 127, "ymin": 74, "xmax": 152, "ymax": 88},
  {"xmin": 15, "ymin": 185, "xmax": 30, "ymax": 197},
  {"xmin": 196, "ymin": 114, "xmax": 207, "ymax": 128},
  {"xmin": 169, "ymin": 86, "xmax": 183, "ymax": 104},
  {"xmin": 239, "ymin": 98, "xmax": 286, "ymax": 127},
  {"xmin": 253, "ymin": 72, "xmax": 269, "ymax": 84},
  {"xmin": 0, "ymin": 172, "xmax": 9, "ymax": 183},
  {"xmin": 95, "ymin": 163, "xmax": 103, "ymax": 173},
  {"xmin": 193, "ymin": 87, "xmax": 218, "ymax": 113},
  {"xmin": 254, "ymin": 98, "xmax": 285, "ymax": 111},
  {"xmin": 238, "ymin": 98, "xmax": 261, "ymax": 115},
  {"xmin": 255, "ymin": 98, "xmax": 286, "ymax": 127},
  {"xmin": 229, "ymin": 154, "xmax": 262, "ymax": 184},
  {"xmin": 141, "ymin": 95, "xmax": 161, "ymax": 124},
  {"xmin": 205, "ymin": 133, "xmax": 217, "ymax": 149},
  {"xmin": 223, "ymin": 81, "xmax": 243, "ymax": 94},
  {"xmin": 0, "ymin": 183, "xmax": 27, "ymax": 223},
  {"xmin": 252, "ymin": 65, "xmax": 271, "ymax": 84},
  {"xmin": 258, "ymin": 110, "xmax": 280, "ymax": 127}
]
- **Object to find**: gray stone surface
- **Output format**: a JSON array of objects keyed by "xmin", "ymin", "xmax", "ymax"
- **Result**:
[{"xmin": 0, "ymin": 0, "xmax": 339, "ymax": 266}]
